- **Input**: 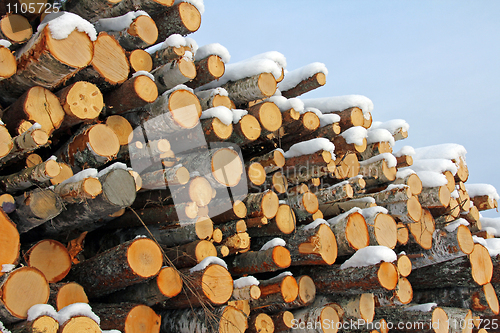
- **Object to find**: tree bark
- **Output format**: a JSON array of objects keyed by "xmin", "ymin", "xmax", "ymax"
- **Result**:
[
  {"xmin": 281, "ymin": 72, "xmax": 326, "ymax": 98},
  {"xmin": 250, "ymin": 274, "xmax": 299, "ymax": 310},
  {"xmin": 0, "ymin": 159, "xmax": 60, "ymax": 193},
  {"xmin": 91, "ymin": 303, "xmax": 161, "ymax": 333},
  {"xmin": 222, "ymin": 73, "xmax": 277, "ymax": 107},
  {"xmin": 186, "ymin": 55, "xmax": 226, "ymax": 89},
  {"xmin": 329, "ymin": 210, "xmax": 369, "ymax": 256},
  {"xmin": 65, "ymin": 237, "xmax": 163, "ymax": 298},
  {"xmin": 104, "ymin": 74, "xmax": 158, "ymax": 115},
  {"xmin": 153, "ymin": 2, "xmax": 202, "ymax": 41},
  {"xmin": 152, "ymin": 57, "xmax": 196, "ymax": 94},
  {"xmin": 228, "ymin": 245, "xmax": 291, "ymax": 275}
]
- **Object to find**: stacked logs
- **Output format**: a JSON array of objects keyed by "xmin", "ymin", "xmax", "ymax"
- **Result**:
[{"xmin": 0, "ymin": 1, "xmax": 499, "ymax": 333}]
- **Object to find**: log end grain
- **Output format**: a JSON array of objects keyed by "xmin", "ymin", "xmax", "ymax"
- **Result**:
[
  {"xmin": 359, "ymin": 293, "xmax": 375, "ymax": 323},
  {"xmin": 397, "ymin": 255, "xmax": 412, "ymax": 278},
  {"xmin": 272, "ymin": 171, "xmax": 288, "ymax": 194},
  {"xmin": 431, "ymin": 307, "xmax": 448, "ymax": 333},
  {"xmin": 92, "ymin": 33, "xmax": 129, "ymax": 85},
  {"xmin": 202, "ymin": 264, "xmax": 234, "ymax": 305},
  {"xmin": 28, "ymin": 188, "xmax": 63, "ymax": 221},
  {"xmin": 249, "ymin": 313, "xmax": 274, "ymax": 333},
  {"xmin": 135, "ymin": 75, "xmax": 159, "ymax": 104},
  {"xmin": 247, "ymin": 162, "xmax": 266, "ymax": 186},
  {"xmin": 189, "ymin": 176, "xmax": 213, "ymax": 206},
  {"xmin": 31, "ymin": 315, "xmax": 59, "ymax": 333},
  {"xmin": 54, "ymin": 282, "xmax": 89, "ymax": 311},
  {"xmin": 220, "ymin": 306, "xmax": 248, "ymax": 333},
  {"xmin": 296, "ymin": 275, "xmax": 316, "ymax": 305},
  {"xmin": 106, "ymin": 115, "xmax": 133, "ymax": 146},
  {"xmin": 254, "ymin": 101, "xmax": 282, "ymax": 132},
  {"xmin": 86, "ymin": 123, "xmax": 121, "ymax": 158},
  {"xmin": 178, "ymin": 57, "xmax": 197, "ymax": 79},
  {"xmin": 0, "ymin": 14, "xmax": 32, "ymax": 44},
  {"xmin": 373, "ymin": 213, "xmax": 397, "ymax": 249},
  {"xmin": 0, "ymin": 126, "xmax": 13, "ymax": 158},
  {"xmin": 273, "ymin": 245, "xmax": 292, "ymax": 269},
  {"xmin": 470, "ymin": 243, "xmax": 493, "ymax": 286},
  {"xmin": 377, "ymin": 262, "xmax": 399, "ymax": 291},
  {"xmin": 46, "ymin": 28, "xmax": 93, "ymax": 68},
  {"xmin": 346, "ymin": 212, "xmax": 370, "ymax": 251},
  {"xmin": 482, "ymin": 282, "xmax": 500, "ymax": 315},
  {"xmin": 130, "ymin": 15, "xmax": 159, "ymax": 45},
  {"xmin": 0, "ymin": 47, "xmax": 16, "ymax": 79},
  {"xmin": 26, "ymin": 239, "xmax": 72, "ymax": 283},
  {"xmin": 60, "ymin": 81, "xmax": 103, "ymax": 121},
  {"xmin": 157, "ymin": 266, "xmax": 183, "ymax": 298},
  {"xmin": 206, "ymin": 54, "xmax": 225, "ymax": 78},
  {"xmin": 211, "ymin": 117, "xmax": 233, "ymax": 140},
  {"xmin": 239, "ymin": 114, "xmax": 262, "ymax": 141},
  {"xmin": 275, "ymin": 204, "xmax": 295, "ymax": 234},
  {"xmin": 233, "ymin": 200, "xmax": 248, "ymax": 219},
  {"xmin": 407, "ymin": 196, "xmax": 423, "ymax": 222},
  {"xmin": 211, "ymin": 148, "xmax": 243, "ymax": 187},
  {"xmin": 456, "ymin": 224, "xmax": 474, "ymax": 255},
  {"xmin": 50, "ymin": 163, "xmax": 74, "ymax": 185},
  {"xmin": 123, "ymin": 305, "xmax": 161, "ymax": 333},
  {"xmin": 0, "ymin": 210, "xmax": 20, "ymax": 276},
  {"xmin": 2, "ymin": 267, "xmax": 50, "ymax": 320},
  {"xmin": 298, "ymin": 223, "xmax": 338, "ymax": 265},
  {"xmin": 0, "ymin": 193, "xmax": 15, "ymax": 213},
  {"xmin": 395, "ymin": 277, "xmax": 413, "ymax": 304},
  {"xmin": 281, "ymin": 275, "xmax": 299, "ymax": 303},
  {"xmin": 102, "ymin": 168, "xmax": 137, "ymax": 207},
  {"xmin": 257, "ymin": 73, "xmax": 277, "ymax": 99},
  {"xmin": 60, "ymin": 316, "xmax": 101, "ymax": 333},
  {"xmin": 212, "ymin": 94, "xmax": 232, "ymax": 109},
  {"xmin": 21, "ymin": 87, "xmax": 66, "ymax": 136},
  {"xmin": 195, "ymin": 216, "xmax": 214, "ymax": 240},
  {"xmin": 129, "ymin": 49, "xmax": 153, "ymax": 72},
  {"xmin": 261, "ymin": 190, "xmax": 279, "ymax": 219},
  {"xmin": 127, "ymin": 238, "xmax": 163, "ymax": 278},
  {"xmin": 169, "ymin": 89, "xmax": 202, "ymax": 127},
  {"xmin": 407, "ymin": 173, "xmax": 423, "ymax": 195},
  {"xmin": 177, "ymin": 2, "xmax": 202, "ymax": 33}
]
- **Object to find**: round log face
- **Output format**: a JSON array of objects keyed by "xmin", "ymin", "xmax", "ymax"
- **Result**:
[
  {"xmin": 202, "ymin": 264, "xmax": 233, "ymax": 305},
  {"xmin": 261, "ymin": 191, "xmax": 279, "ymax": 219},
  {"xmin": 240, "ymin": 114, "xmax": 261, "ymax": 140},
  {"xmin": 359, "ymin": 293, "xmax": 375, "ymax": 322},
  {"xmin": 346, "ymin": 212, "xmax": 369, "ymax": 250},
  {"xmin": 61, "ymin": 316, "xmax": 100, "ymax": 333},
  {"xmin": 281, "ymin": 276, "xmax": 299, "ymax": 303},
  {"xmin": 56, "ymin": 282, "xmax": 89, "ymax": 311},
  {"xmin": 275, "ymin": 204, "xmax": 295, "ymax": 234},
  {"xmin": 257, "ymin": 102, "xmax": 282, "ymax": 132},
  {"xmin": 135, "ymin": 76, "xmax": 159, "ymax": 104},
  {"xmin": 3, "ymin": 267, "xmax": 49, "ymax": 319},
  {"xmin": 373, "ymin": 214, "xmax": 397, "ymax": 249},
  {"xmin": 169, "ymin": 90, "xmax": 202, "ymax": 126},
  {"xmin": 127, "ymin": 305, "xmax": 161, "ymax": 333},
  {"xmin": 220, "ymin": 306, "xmax": 248, "ymax": 333},
  {"xmin": 46, "ymin": 29, "xmax": 93, "ymax": 68},
  {"xmin": 88, "ymin": 124, "xmax": 120, "ymax": 157},
  {"xmin": 157, "ymin": 266, "xmax": 183, "ymax": 298},
  {"xmin": 248, "ymin": 162, "xmax": 265, "ymax": 186},
  {"xmin": 397, "ymin": 255, "xmax": 412, "ymax": 278},
  {"xmin": 470, "ymin": 244, "xmax": 493, "ymax": 286},
  {"xmin": 27, "ymin": 240, "xmax": 71, "ymax": 283},
  {"xmin": 431, "ymin": 307, "xmax": 448, "ymax": 333},
  {"xmin": 126, "ymin": 238, "xmax": 163, "ymax": 278},
  {"xmin": 377, "ymin": 262, "xmax": 398, "ymax": 291},
  {"xmin": 483, "ymin": 283, "xmax": 500, "ymax": 315},
  {"xmin": 64, "ymin": 81, "xmax": 103, "ymax": 120},
  {"xmin": 212, "ymin": 118, "xmax": 233, "ymax": 140},
  {"xmin": 0, "ymin": 47, "xmax": 16, "ymax": 78},
  {"xmin": 189, "ymin": 176, "xmax": 213, "ymax": 206},
  {"xmin": 92, "ymin": 33, "xmax": 129, "ymax": 84},
  {"xmin": 211, "ymin": 148, "xmax": 243, "ymax": 187},
  {"xmin": 456, "ymin": 225, "xmax": 474, "ymax": 255},
  {"xmin": 0, "ymin": 210, "xmax": 20, "ymax": 273},
  {"xmin": 257, "ymin": 73, "xmax": 277, "ymax": 99},
  {"xmin": 252, "ymin": 313, "xmax": 274, "ymax": 333},
  {"xmin": 273, "ymin": 246, "xmax": 292, "ymax": 268},
  {"xmin": 320, "ymin": 306, "xmax": 340, "ymax": 333},
  {"xmin": 0, "ymin": 14, "xmax": 32, "ymax": 43},
  {"xmin": 24, "ymin": 86, "xmax": 65, "ymax": 136},
  {"xmin": 132, "ymin": 15, "xmax": 158, "ymax": 45},
  {"xmin": 33, "ymin": 316, "xmax": 59, "ymax": 333},
  {"xmin": 395, "ymin": 277, "xmax": 413, "ymax": 304},
  {"xmin": 129, "ymin": 49, "xmax": 153, "ymax": 72},
  {"xmin": 207, "ymin": 55, "xmax": 225, "ymax": 78},
  {"xmin": 178, "ymin": 2, "xmax": 202, "ymax": 32}
]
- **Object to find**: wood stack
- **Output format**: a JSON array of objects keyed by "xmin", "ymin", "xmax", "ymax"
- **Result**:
[{"xmin": 0, "ymin": 1, "xmax": 499, "ymax": 333}]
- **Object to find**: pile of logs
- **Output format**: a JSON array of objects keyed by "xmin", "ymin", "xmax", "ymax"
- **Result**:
[{"xmin": 0, "ymin": 1, "xmax": 499, "ymax": 333}]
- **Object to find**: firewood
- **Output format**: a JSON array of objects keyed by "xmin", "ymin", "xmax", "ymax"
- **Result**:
[
  {"xmin": 281, "ymin": 72, "xmax": 327, "ymax": 99},
  {"xmin": 358, "ymin": 154, "xmax": 397, "ymax": 187},
  {"xmin": 195, "ymin": 88, "xmax": 232, "ymax": 111},
  {"xmin": 403, "ymin": 208, "xmax": 435, "ymax": 250},
  {"xmin": 413, "ymin": 283, "xmax": 499, "ymax": 316},
  {"xmin": 0, "ymin": 126, "xmax": 49, "ymax": 167},
  {"xmin": 135, "ymin": 165, "xmax": 191, "ymax": 192},
  {"xmin": 161, "ymin": 239, "xmax": 217, "ymax": 268},
  {"xmin": 247, "ymin": 313, "xmax": 274, "ymax": 333},
  {"xmin": 250, "ymin": 273, "xmax": 299, "ymax": 310},
  {"xmin": 430, "ymin": 196, "xmax": 460, "ymax": 222},
  {"xmin": 104, "ymin": 74, "xmax": 158, "ymax": 115},
  {"xmin": 0, "ymin": 209, "xmax": 20, "ymax": 273},
  {"xmin": 315, "ymin": 182, "xmax": 354, "ymax": 205},
  {"xmin": 0, "ymin": 266, "xmax": 50, "ymax": 323},
  {"xmin": 186, "ymin": 55, "xmax": 226, "ymax": 89},
  {"xmin": 286, "ymin": 192, "xmax": 319, "ymax": 224},
  {"xmin": 48, "ymin": 282, "xmax": 89, "ymax": 311},
  {"xmin": 153, "ymin": 2, "xmax": 201, "ymax": 41},
  {"xmin": 24, "ymin": 239, "xmax": 71, "ymax": 283},
  {"xmin": 316, "ymin": 293, "xmax": 375, "ymax": 323},
  {"xmin": 247, "ymin": 204, "xmax": 295, "ymax": 237},
  {"xmin": 249, "ymin": 148, "xmax": 285, "ymax": 175},
  {"xmin": 66, "ymin": 32, "xmax": 129, "ymax": 92},
  {"xmin": 66, "ymin": 237, "xmax": 163, "ymax": 298},
  {"xmin": 319, "ymin": 197, "xmax": 376, "ymax": 220},
  {"xmin": 32, "ymin": 168, "xmax": 136, "ymax": 240},
  {"xmin": 247, "ymin": 101, "xmax": 282, "ymax": 136},
  {"xmin": 231, "ymin": 279, "xmax": 261, "ymax": 301},
  {"xmin": 0, "ymin": 158, "xmax": 60, "ymax": 193},
  {"xmin": 392, "ymin": 171, "xmax": 422, "ymax": 195},
  {"xmin": 216, "ymin": 219, "xmax": 247, "ymax": 238},
  {"xmin": 0, "ymin": 25, "xmax": 93, "ymax": 106},
  {"xmin": 375, "ymin": 305, "xmax": 455, "ymax": 333},
  {"xmin": 396, "ymin": 153, "xmax": 413, "ymax": 168},
  {"xmin": 92, "ymin": 303, "xmax": 161, "ymax": 333},
  {"xmin": 359, "ymin": 141, "xmax": 393, "ymax": 160},
  {"xmin": 56, "ymin": 123, "xmax": 120, "ymax": 170},
  {"xmin": 48, "ymin": 162, "xmax": 73, "ymax": 185},
  {"xmin": 0, "ymin": 44, "xmax": 16, "ymax": 81},
  {"xmin": 374, "ymin": 276, "xmax": 413, "ymax": 307},
  {"xmin": 200, "ymin": 116, "xmax": 234, "ymax": 141},
  {"xmin": 123, "ymin": 86, "xmax": 201, "ymax": 139},
  {"xmin": 208, "ymin": 198, "xmax": 247, "ymax": 224},
  {"xmin": 56, "ymin": 81, "xmax": 104, "ymax": 130},
  {"xmin": 454, "ymin": 156, "xmax": 469, "ymax": 183},
  {"xmin": 301, "ymin": 260, "xmax": 399, "ymax": 295},
  {"xmin": 270, "ymin": 311, "xmax": 294, "ymax": 332},
  {"xmin": 471, "ymin": 195, "xmax": 498, "ymax": 211},
  {"xmin": 244, "ymin": 190, "xmax": 280, "ymax": 219},
  {"xmin": 10, "ymin": 187, "xmax": 63, "ymax": 233},
  {"xmin": 128, "ymin": 49, "xmax": 153, "ymax": 72},
  {"xmin": 0, "ymin": 124, "xmax": 13, "ymax": 159},
  {"xmin": 97, "ymin": 14, "xmax": 159, "ymax": 50},
  {"xmin": 226, "ymin": 113, "xmax": 262, "ymax": 147},
  {"xmin": 152, "ymin": 57, "xmax": 196, "ymax": 94},
  {"xmin": 290, "ymin": 304, "xmax": 340, "ymax": 332},
  {"xmin": 58, "ymin": 313, "xmax": 100, "ymax": 333},
  {"xmin": 408, "ymin": 243, "xmax": 493, "ymax": 289},
  {"xmin": 363, "ymin": 209, "xmax": 398, "ymax": 249},
  {"xmin": 396, "ymin": 254, "xmax": 413, "ymax": 278},
  {"xmin": 280, "ymin": 109, "xmax": 321, "ymax": 144},
  {"xmin": 222, "ymin": 73, "xmax": 277, "ymax": 107},
  {"xmin": 2, "ymin": 86, "xmax": 65, "ymax": 136},
  {"xmin": 228, "ymin": 245, "xmax": 291, "ymax": 275},
  {"xmin": 463, "ymin": 205, "xmax": 481, "ymax": 230},
  {"xmin": 418, "ymin": 185, "xmax": 451, "ymax": 209},
  {"xmin": 0, "ymin": 14, "xmax": 32, "ymax": 46},
  {"xmin": 223, "ymin": 232, "xmax": 250, "ymax": 255},
  {"xmin": 161, "ymin": 260, "xmax": 233, "ymax": 308},
  {"xmin": 330, "ymin": 107, "xmax": 365, "ymax": 132},
  {"xmin": 159, "ymin": 305, "xmax": 248, "ymax": 333},
  {"xmin": 328, "ymin": 210, "xmax": 369, "ymax": 257},
  {"xmin": 9, "ymin": 314, "xmax": 59, "ymax": 333}
]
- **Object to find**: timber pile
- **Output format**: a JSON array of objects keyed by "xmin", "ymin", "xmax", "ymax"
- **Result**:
[{"xmin": 0, "ymin": 1, "xmax": 500, "ymax": 333}]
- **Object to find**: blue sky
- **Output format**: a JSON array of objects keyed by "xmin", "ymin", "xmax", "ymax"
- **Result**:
[{"xmin": 191, "ymin": 1, "xmax": 500, "ymax": 217}]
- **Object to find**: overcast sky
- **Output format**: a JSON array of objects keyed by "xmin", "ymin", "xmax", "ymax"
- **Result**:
[{"xmin": 190, "ymin": 0, "xmax": 500, "ymax": 218}]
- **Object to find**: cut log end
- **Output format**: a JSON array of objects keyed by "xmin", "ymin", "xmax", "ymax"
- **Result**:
[
  {"xmin": 2, "ymin": 267, "xmax": 50, "ymax": 319},
  {"xmin": 212, "ymin": 94, "xmax": 232, "ymax": 108},
  {"xmin": 456, "ymin": 224, "xmax": 474, "ymax": 255},
  {"xmin": 157, "ymin": 266, "xmax": 183, "ymax": 298},
  {"xmin": 169, "ymin": 89, "xmax": 202, "ymax": 127},
  {"xmin": 92, "ymin": 33, "xmax": 129, "ymax": 84},
  {"xmin": 0, "ymin": 210, "xmax": 20, "ymax": 275},
  {"xmin": 483, "ymin": 283, "xmax": 500, "ymax": 315},
  {"xmin": 281, "ymin": 275, "xmax": 299, "ymax": 303},
  {"xmin": 275, "ymin": 204, "xmax": 295, "ymax": 234},
  {"xmin": 211, "ymin": 117, "xmax": 233, "ymax": 140},
  {"xmin": 54, "ymin": 282, "xmax": 89, "ymax": 311},
  {"xmin": 189, "ymin": 176, "xmax": 213, "ymax": 206},
  {"xmin": 206, "ymin": 55, "xmax": 225, "ymax": 78},
  {"xmin": 220, "ymin": 306, "xmax": 248, "ymax": 333},
  {"xmin": 319, "ymin": 306, "xmax": 340, "ymax": 333},
  {"xmin": 431, "ymin": 307, "xmax": 448, "ymax": 333},
  {"xmin": 397, "ymin": 255, "xmax": 412, "ymax": 278},
  {"xmin": 377, "ymin": 262, "xmax": 399, "ymax": 291},
  {"xmin": 272, "ymin": 172, "xmax": 288, "ymax": 194},
  {"xmin": 202, "ymin": 264, "xmax": 233, "ymax": 305},
  {"xmin": 61, "ymin": 81, "xmax": 103, "ymax": 121},
  {"xmin": 129, "ymin": 49, "xmax": 153, "ymax": 72},
  {"xmin": 211, "ymin": 148, "xmax": 243, "ymax": 187},
  {"xmin": 127, "ymin": 238, "xmax": 163, "ymax": 278},
  {"xmin": 26, "ymin": 239, "xmax": 71, "ymax": 283},
  {"xmin": 346, "ymin": 212, "xmax": 370, "ymax": 250},
  {"xmin": 0, "ymin": 14, "xmax": 32, "ymax": 43},
  {"xmin": 134, "ymin": 75, "xmax": 159, "ymax": 104},
  {"xmin": 60, "ymin": 317, "xmax": 100, "ymax": 333},
  {"xmin": 303, "ymin": 111, "xmax": 321, "ymax": 131},
  {"xmin": 373, "ymin": 213, "xmax": 398, "ymax": 249},
  {"xmin": 196, "ymin": 216, "xmax": 214, "ymax": 240},
  {"xmin": 470, "ymin": 243, "xmax": 493, "ymax": 286},
  {"xmin": 46, "ymin": 28, "xmax": 93, "ymax": 68},
  {"xmin": 248, "ymin": 162, "xmax": 266, "ymax": 186},
  {"xmin": 261, "ymin": 191, "xmax": 280, "ymax": 219},
  {"xmin": 273, "ymin": 246, "xmax": 292, "ymax": 268},
  {"xmin": 105, "ymin": 115, "xmax": 133, "ymax": 146},
  {"xmin": 360, "ymin": 293, "xmax": 375, "ymax": 323},
  {"xmin": 177, "ymin": 2, "xmax": 202, "ymax": 32},
  {"xmin": 253, "ymin": 102, "xmax": 282, "ymax": 132},
  {"xmin": 396, "ymin": 277, "xmax": 413, "ymax": 304},
  {"xmin": 31, "ymin": 315, "xmax": 59, "ymax": 333},
  {"xmin": 249, "ymin": 313, "xmax": 274, "ymax": 333},
  {"xmin": 130, "ymin": 15, "xmax": 158, "ymax": 45},
  {"xmin": 50, "ymin": 163, "xmax": 74, "ymax": 185},
  {"xmin": 258, "ymin": 72, "xmax": 278, "ymax": 98},
  {"xmin": 0, "ymin": 47, "xmax": 16, "ymax": 79}
]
